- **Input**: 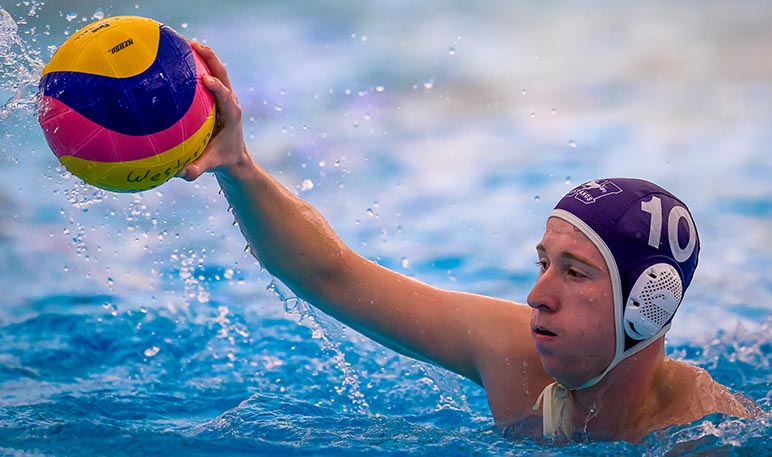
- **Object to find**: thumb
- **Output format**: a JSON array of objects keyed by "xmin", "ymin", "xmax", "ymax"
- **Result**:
[{"xmin": 175, "ymin": 157, "xmax": 209, "ymax": 181}]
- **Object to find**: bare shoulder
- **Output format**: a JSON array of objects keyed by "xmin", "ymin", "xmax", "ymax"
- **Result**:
[
  {"xmin": 459, "ymin": 296, "xmax": 551, "ymax": 422},
  {"xmin": 659, "ymin": 359, "xmax": 759, "ymax": 422}
]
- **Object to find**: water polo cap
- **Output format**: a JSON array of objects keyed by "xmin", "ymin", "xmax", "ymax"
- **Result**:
[{"xmin": 551, "ymin": 178, "xmax": 700, "ymax": 390}]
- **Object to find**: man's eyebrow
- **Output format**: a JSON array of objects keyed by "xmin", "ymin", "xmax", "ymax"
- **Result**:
[{"xmin": 534, "ymin": 243, "xmax": 603, "ymax": 271}]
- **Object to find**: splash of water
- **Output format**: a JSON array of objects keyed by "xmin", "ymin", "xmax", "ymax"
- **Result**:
[
  {"xmin": 0, "ymin": 8, "xmax": 44, "ymax": 122},
  {"xmin": 267, "ymin": 277, "xmax": 371, "ymax": 414}
]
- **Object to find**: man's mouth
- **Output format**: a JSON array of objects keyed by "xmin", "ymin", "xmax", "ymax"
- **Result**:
[{"xmin": 533, "ymin": 327, "xmax": 557, "ymax": 337}]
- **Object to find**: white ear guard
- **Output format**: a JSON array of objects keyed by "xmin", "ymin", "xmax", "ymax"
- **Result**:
[{"xmin": 624, "ymin": 263, "xmax": 683, "ymax": 340}]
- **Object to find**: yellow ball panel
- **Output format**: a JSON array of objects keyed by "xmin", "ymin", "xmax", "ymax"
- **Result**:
[{"xmin": 42, "ymin": 16, "xmax": 161, "ymax": 78}]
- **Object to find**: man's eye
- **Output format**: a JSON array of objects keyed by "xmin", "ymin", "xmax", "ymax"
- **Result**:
[
  {"xmin": 535, "ymin": 260, "xmax": 548, "ymax": 271},
  {"xmin": 567, "ymin": 268, "xmax": 585, "ymax": 278}
]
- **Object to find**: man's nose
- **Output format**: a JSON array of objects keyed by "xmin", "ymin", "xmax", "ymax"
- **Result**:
[{"xmin": 527, "ymin": 268, "xmax": 558, "ymax": 312}]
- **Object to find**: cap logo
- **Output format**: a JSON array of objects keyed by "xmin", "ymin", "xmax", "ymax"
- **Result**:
[{"xmin": 568, "ymin": 180, "xmax": 623, "ymax": 204}]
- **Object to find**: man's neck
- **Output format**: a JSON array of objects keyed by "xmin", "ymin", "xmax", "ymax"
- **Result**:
[{"xmin": 569, "ymin": 340, "xmax": 668, "ymax": 441}]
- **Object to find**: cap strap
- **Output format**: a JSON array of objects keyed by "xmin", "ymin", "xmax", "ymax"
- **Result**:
[{"xmin": 533, "ymin": 381, "xmax": 573, "ymax": 440}]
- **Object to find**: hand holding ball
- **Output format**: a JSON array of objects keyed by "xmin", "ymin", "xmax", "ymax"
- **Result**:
[{"xmin": 38, "ymin": 16, "xmax": 216, "ymax": 192}]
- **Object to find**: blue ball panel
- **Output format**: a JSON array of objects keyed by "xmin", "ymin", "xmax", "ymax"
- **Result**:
[{"xmin": 40, "ymin": 25, "xmax": 197, "ymax": 136}]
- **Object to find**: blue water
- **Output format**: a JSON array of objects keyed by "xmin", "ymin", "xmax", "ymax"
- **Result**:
[{"xmin": 1, "ymin": 1, "xmax": 771, "ymax": 456}]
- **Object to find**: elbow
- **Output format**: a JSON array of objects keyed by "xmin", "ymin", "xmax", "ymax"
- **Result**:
[{"xmin": 286, "ymin": 243, "xmax": 354, "ymax": 305}]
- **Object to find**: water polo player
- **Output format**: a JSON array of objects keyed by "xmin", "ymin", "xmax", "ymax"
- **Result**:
[{"xmin": 178, "ymin": 42, "xmax": 758, "ymax": 443}]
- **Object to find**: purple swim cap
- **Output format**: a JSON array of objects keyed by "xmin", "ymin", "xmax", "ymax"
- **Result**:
[{"xmin": 550, "ymin": 178, "xmax": 700, "ymax": 389}]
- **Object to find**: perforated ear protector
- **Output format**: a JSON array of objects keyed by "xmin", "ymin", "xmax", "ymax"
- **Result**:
[{"xmin": 623, "ymin": 263, "xmax": 683, "ymax": 340}]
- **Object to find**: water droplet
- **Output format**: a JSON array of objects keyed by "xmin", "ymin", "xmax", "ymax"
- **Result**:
[
  {"xmin": 375, "ymin": 85, "xmax": 385, "ymax": 92},
  {"xmin": 300, "ymin": 179, "xmax": 314, "ymax": 191},
  {"xmin": 521, "ymin": 89, "xmax": 527, "ymax": 95},
  {"xmin": 144, "ymin": 346, "xmax": 160, "ymax": 357},
  {"xmin": 180, "ymin": 22, "xmax": 189, "ymax": 29},
  {"xmin": 65, "ymin": 11, "xmax": 77, "ymax": 21},
  {"xmin": 423, "ymin": 80, "xmax": 434, "ymax": 90},
  {"xmin": 565, "ymin": 176, "xmax": 572, "ymax": 185},
  {"xmin": 232, "ymin": 324, "xmax": 250, "ymax": 339},
  {"xmin": 533, "ymin": 195, "xmax": 541, "ymax": 201},
  {"xmin": 102, "ymin": 302, "xmax": 118, "ymax": 316},
  {"xmin": 401, "ymin": 257, "xmax": 410, "ymax": 268},
  {"xmin": 92, "ymin": 8, "xmax": 105, "ymax": 20},
  {"xmin": 448, "ymin": 47, "xmax": 456, "ymax": 56},
  {"xmin": 568, "ymin": 140, "xmax": 577, "ymax": 148}
]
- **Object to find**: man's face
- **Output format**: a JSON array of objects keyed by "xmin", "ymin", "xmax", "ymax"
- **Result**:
[{"xmin": 527, "ymin": 217, "xmax": 615, "ymax": 388}]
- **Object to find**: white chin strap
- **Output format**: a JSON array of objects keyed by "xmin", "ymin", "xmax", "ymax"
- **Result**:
[{"xmin": 532, "ymin": 382, "xmax": 572, "ymax": 440}]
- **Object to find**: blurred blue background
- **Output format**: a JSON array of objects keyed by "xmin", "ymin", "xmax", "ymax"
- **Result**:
[{"xmin": 0, "ymin": 1, "xmax": 770, "ymax": 455}]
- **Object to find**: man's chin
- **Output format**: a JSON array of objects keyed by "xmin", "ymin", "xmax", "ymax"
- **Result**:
[{"xmin": 539, "ymin": 358, "xmax": 586, "ymax": 389}]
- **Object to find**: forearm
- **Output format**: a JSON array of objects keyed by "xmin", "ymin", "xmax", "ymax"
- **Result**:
[
  {"xmin": 214, "ymin": 151, "xmax": 349, "ymax": 304},
  {"xmin": 213, "ymin": 151, "xmax": 461, "ymax": 367},
  {"xmin": 213, "ymin": 152, "xmax": 427, "ymax": 362}
]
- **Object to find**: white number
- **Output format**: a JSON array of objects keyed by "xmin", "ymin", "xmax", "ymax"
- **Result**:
[
  {"xmin": 640, "ymin": 196, "xmax": 696, "ymax": 262},
  {"xmin": 668, "ymin": 206, "xmax": 697, "ymax": 262},
  {"xmin": 641, "ymin": 196, "xmax": 663, "ymax": 249}
]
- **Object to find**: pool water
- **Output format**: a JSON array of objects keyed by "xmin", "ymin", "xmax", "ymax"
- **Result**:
[{"xmin": 1, "ymin": 1, "xmax": 771, "ymax": 455}]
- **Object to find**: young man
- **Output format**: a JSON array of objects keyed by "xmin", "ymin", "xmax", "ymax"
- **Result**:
[{"xmin": 178, "ymin": 42, "xmax": 757, "ymax": 443}]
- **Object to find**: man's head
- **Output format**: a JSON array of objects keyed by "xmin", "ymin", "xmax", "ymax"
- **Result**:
[{"xmin": 529, "ymin": 178, "xmax": 700, "ymax": 389}]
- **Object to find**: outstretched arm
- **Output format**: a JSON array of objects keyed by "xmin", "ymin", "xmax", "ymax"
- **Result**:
[{"xmin": 179, "ymin": 43, "xmax": 542, "ymax": 390}]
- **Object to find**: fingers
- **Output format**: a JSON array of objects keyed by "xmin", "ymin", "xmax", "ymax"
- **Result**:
[
  {"xmin": 203, "ymin": 74, "xmax": 242, "ymax": 124},
  {"xmin": 190, "ymin": 41, "xmax": 234, "ymax": 91},
  {"xmin": 176, "ymin": 42, "xmax": 247, "ymax": 183}
]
